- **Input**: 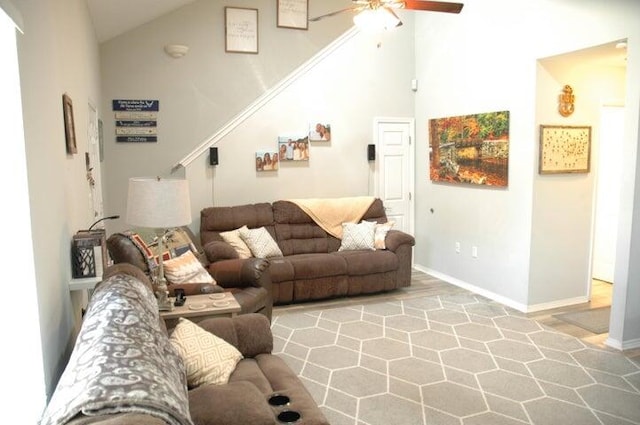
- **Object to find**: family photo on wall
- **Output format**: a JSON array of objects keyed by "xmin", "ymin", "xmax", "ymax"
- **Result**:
[
  {"xmin": 277, "ymin": 136, "xmax": 309, "ymax": 162},
  {"xmin": 255, "ymin": 121, "xmax": 331, "ymax": 172}
]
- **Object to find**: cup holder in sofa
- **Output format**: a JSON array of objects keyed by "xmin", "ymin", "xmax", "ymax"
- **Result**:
[
  {"xmin": 277, "ymin": 410, "xmax": 301, "ymax": 423},
  {"xmin": 268, "ymin": 394, "xmax": 291, "ymax": 406}
]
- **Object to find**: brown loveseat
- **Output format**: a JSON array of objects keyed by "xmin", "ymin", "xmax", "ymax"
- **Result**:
[
  {"xmin": 200, "ymin": 198, "xmax": 415, "ymax": 304},
  {"xmin": 41, "ymin": 264, "xmax": 328, "ymax": 425},
  {"xmin": 107, "ymin": 228, "xmax": 273, "ymax": 320}
]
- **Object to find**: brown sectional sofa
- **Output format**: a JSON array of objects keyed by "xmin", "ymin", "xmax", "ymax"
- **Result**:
[
  {"xmin": 43, "ymin": 264, "xmax": 328, "ymax": 425},
  {"xmin": 200, "ymin": 198, "xmax": 415, "ymax": 305}
]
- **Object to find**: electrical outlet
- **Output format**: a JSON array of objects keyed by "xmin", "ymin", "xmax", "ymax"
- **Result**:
[
  {"xmin": 455, "ymin": 242, "xmax": 461, "ymax": 253},
  {"xmin": 472, "ymin": 246, "xmax": 478, "ymax": 258}
]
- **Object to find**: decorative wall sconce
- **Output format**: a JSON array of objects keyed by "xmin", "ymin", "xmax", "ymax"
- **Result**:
[
  {"xmin": 164, "ymin": 44, "xmax": 189, "ymax": 59},
  {"xmin": 558, "ymin": 84, "xmax": 575, "ymax": 117}
]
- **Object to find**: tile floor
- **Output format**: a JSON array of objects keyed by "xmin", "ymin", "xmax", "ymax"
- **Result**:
[{"xmin": 271, "ymin": 270, "xmax": 640, "ymax": 424}]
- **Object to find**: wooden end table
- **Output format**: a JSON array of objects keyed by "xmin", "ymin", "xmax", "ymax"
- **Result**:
[{"xmin": 160, "ymin": 292, "xmax": 241, "ymax": 330}]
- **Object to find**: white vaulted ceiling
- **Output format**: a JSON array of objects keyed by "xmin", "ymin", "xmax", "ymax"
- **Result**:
[{"xmin": 86, "ymin": 0, "xmax": 197, "ymax": 42}]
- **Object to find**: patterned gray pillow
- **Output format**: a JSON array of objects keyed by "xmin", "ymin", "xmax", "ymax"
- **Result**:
[
  {"xmin": 239, "ymin": 227, "xmax": 283, "ymax": 258},
  {"xmin": 338, "ymin": 221, "xmax": 376, "ymax": 251}
]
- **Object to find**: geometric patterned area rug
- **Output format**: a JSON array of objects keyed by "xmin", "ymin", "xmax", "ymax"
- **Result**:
[
  {"xmin": 271, "ymin": 294, "xmax": 640, "ymax": 425},
  {"xmin": 553, "ymin": 306, "xmax": 611, "ymax": 334}
]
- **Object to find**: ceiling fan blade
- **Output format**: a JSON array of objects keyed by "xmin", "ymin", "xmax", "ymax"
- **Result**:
[
  {"xmin": 403, "ymin": 1, "xmax": 464, "ymax": 14},
  {"xmin": 309, "ymin": 6, "xmax": 362, "ymax": 22}
]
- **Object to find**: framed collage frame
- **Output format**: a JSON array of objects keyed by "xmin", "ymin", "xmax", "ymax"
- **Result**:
[{"xmin": 539, "ymin": 125, "xmax": 592, "ymax": 174}]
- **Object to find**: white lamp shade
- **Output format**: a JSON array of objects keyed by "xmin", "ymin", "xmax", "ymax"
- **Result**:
[{"xmin": 126, "ymin": 177, "xmax": 192, "ymax": 228}]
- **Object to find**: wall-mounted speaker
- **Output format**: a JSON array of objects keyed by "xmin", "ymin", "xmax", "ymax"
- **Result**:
[
  {"xmin": 367, "ymin": 144, "xmax": 375, "ymax": 161},
  {"xmin": 209, "ymin": 147, "xmax": 218, "ymax": 166}
]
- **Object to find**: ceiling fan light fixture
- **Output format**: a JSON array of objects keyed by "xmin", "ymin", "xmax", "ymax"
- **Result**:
[{"xmin": 353, "ymin": 7, "xmax": 402, "ymax": 33}]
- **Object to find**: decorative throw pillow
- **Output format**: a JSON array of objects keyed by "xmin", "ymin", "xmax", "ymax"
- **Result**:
[
  {"xmin": 163, "ymin": 251, "xmax": 214, "ymax": 284},
  {"xmin": 374, "ymin": 220, "xmax": 395, "ymax": 250},
  {"xmin": 220, "ymin": 226, "xmax": 252, "ymax": 259},
  {"xmin": 169, "ymin": 318, "xmax": 243, "ymax": 388},
  {"xmin": 239, "ymin": 227, "xmax": 283, "ymax": 258},
  {"xmin": 338, "ymin": 221, "xmax": 376, "ymax": 251},
  {"xmin": 124, "ymin": 227, "xmax": 199, "ymax": 272}
]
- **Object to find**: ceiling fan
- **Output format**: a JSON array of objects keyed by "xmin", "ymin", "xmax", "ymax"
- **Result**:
[{"xmin": 310, "ymin": 1, "xmax": 464, "ymax": 31}]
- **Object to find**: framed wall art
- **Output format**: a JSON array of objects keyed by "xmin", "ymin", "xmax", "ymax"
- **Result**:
[
  {"xmin": 539, "ymin": 125, "xmax": 591, "ymax": 174},
  {"xmin": 256, "ymin": 150, "xmax": 279, "ymax": 171},
  {"xmin": 225, "ymin": 7, "xmax": 258, "ymax": 54},
  {"xmin": 278, "ymin": 136, "xmax": 309, "ymax": 161},
  {"xmin": 62, "ymin": 93, "xmax": 77, "ymax": 154},
  {"xmin": 429, "ymin": 110, "xmax": 509, "ymax": 186},
  {"xmin": 277, "ymin": 0, "xmax": 308, "ymax": 30},
  {"xmin": 308, "ymin": 122, "xmax": 331, "ymax": 141}
]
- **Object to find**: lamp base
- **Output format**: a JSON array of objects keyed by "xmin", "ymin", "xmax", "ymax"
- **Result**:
[
  {"xmin": 157, "ymin": 298, "xmax": 174, "ymax": 312},
  {"xmin": 156, "ymin": 279, "xmax": 174, "ymax": 312}
]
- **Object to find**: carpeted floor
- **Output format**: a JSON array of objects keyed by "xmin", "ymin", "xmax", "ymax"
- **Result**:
[{"xmin": 271, "ymin": 293, "xmax": 640, "ymax": 425}]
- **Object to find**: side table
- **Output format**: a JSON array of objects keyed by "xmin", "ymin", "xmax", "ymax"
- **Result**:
[{"xmin": 160, "ymin": 292, "xmax": 241, "ymax": 330}]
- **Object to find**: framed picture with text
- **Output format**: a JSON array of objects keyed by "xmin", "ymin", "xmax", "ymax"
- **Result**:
[
  {"xmin": 225, "ymin": 7, "xmax": 259, "ymax": 54},
  {"xmin": 277, "ymin": 0, "xmax": 308, "ymax": 30}
]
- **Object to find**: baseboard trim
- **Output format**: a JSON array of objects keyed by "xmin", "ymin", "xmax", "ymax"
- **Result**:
[
  {"xmin": 414, "ymin": 265, "xmax": 529, "ymax": 313},
  {"xmin": 526, "ymin": 296, "xmax": 590, "ymax": 313},
  {"xmin": 605, "ymin": 336, "xmax": 640, "ymax": 351},
  {"xmin": 414, "ymin": 265, "xmax": 590, "ymax": 314}
]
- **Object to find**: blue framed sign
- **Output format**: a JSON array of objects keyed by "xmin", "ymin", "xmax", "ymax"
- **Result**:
[{"xmin": 113, "ymin": 99, "xmax": 159, "ymax": 142}]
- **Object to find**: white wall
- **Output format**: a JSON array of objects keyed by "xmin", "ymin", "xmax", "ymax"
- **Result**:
[
  {"xmin": 184, "ymin": 24, "xmax": 416, "ymax": 226},
  {"xmin": 16, "ymin": 0, "xmax": 102, "ymax": 398},
  {"xmin": 413, "ymin": 0, "xmax": 640, "ymax": 347},
  {"xmin": 100, "ymin": 0, "xmax": 357, "ymax": 233},
  {"xmin": 530, "ymin": 53, "xmax": 626, "ymax": 308}
]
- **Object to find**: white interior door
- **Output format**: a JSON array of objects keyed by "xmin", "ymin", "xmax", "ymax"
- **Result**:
[
  {"xmin": 592, "ymin": 106, "xmax": 624, "ymax": 283},
  {"xmin": 374, "ymin": 118, "xmax": 414, "ymax": 235}
]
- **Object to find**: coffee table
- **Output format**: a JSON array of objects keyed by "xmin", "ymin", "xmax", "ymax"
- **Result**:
[{"xmin": 160, "ymin": 292, "xmax": 241, "ymax": 329}]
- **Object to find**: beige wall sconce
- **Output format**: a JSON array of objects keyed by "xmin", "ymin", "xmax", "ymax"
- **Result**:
[{"xmin": 164, "ymin": 44, "xmax": 189, "ymax": 59}]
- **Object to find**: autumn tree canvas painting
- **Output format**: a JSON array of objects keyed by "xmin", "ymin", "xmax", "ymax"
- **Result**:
[{"xmin": 429, "ymin": 111, "xmax": 509, "ymax": 187}]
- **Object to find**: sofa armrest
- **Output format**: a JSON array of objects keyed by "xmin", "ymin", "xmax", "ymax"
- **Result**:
[
  {"xmin": 197, "ymin": 313, "xmax": 273, "ymax": 357},
  {"xmin": 106, "ymin": 233, "xmax": 150, "ymax": 272},
  {"xmin": 203, "ymin": 240, "xmax": 239, "ymax": 263},
  {"xmin": 384, "ymin": 229, "xmax": 416, "ymax": 252},
  {"xmin": 208, "ymin": 258, "xmax": 270, "ymax": 289}
]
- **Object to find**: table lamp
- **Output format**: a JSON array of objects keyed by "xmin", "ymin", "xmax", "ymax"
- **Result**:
[{"xmin": 126, "ymin": 177, "xmax": 191, "ymax": 311}]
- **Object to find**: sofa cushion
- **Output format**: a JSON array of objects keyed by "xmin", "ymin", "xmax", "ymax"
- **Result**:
[
  {"xmin": 338, "ymin": 221, "xmax": 376, "ymax": 251},
  {"xmin": 275, "ymin": 222, "xmax": 329, "ymax": 256},
  {"xmin": 163, "ymin": 251, "xmax": 214, "ymax": 284},
  {"xmin": 169, "ymin": 318, "xmax": 243, "ymax": 388},
  {"xmin": 220, "ymin": 226, "xmax": 252, "ymax": 259},
  {"xmin": 200, "ymin": 202, "xmax": 274, "ymax": 247},
  {"xmin": 333, "ymin": 249, "xmax": 398, "ymax": 275},
  {"xmin": 239, "ymin": 226, "xmax": 283, "ymax": 258},
  {"xmin": 188, "ymin": 381, "xmax": 274, "ymax": 425},
  {"xmin": 286, "ymin": 253, "xmax": 347, "ymax": 279},
  {"xmin": 267, "ymin": 257, "xmax": 295, "ymax": 283}
]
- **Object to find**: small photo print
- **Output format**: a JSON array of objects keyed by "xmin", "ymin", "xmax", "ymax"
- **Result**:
[
  {"xmin": 278, "ymin": 136, "xmax": 310, "ymax": 161},
  {"xmin": 256, "ymin": 150, "xmax": 279, "ymax": 171},
  {"xmin": 308, "ymin": 122, "xmax": 331, "ymax": 141}
]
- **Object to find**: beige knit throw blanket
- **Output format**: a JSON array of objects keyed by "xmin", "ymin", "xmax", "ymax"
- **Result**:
[{"xmin": 288, "ymin": 196, "xmax": 375, "ymax": 238}]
